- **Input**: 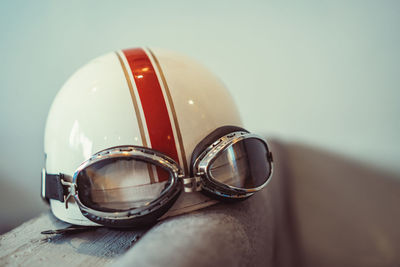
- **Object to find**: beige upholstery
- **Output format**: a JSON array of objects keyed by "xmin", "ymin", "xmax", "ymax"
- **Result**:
[{"xmin": 285, "ymin": 143, "xmax": 400, "ymax": 266}]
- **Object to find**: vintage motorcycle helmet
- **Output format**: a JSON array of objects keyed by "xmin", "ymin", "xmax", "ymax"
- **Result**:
[{"xmin": 42, "ymin": 47, "xmax": 273, "ymax": 227}]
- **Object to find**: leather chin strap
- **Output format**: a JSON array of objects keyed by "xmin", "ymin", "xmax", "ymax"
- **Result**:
[{"xmin": 42, "ymin": 172, "xmax": 68, "ymax": 203}]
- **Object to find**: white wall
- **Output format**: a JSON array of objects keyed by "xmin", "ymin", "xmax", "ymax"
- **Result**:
[{"xmin": 0, "ymin": 0, "xmax": 399, "ymax": 230}]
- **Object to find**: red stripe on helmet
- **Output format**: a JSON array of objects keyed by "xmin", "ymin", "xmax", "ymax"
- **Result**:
[{"xmin": 122, "ymin": 48, "xmax": 179, "ymax": 182}]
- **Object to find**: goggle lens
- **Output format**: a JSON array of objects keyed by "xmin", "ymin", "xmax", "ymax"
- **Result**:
[
  {"xmin": 209, "ymin": 138, "xmax": 271, "ymax": 189},
  {"xmin": 76, "ymin": 158, "xmax": 170, "ymax": 212}
]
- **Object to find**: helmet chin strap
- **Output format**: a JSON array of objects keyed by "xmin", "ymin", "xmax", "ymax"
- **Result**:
[
  {"xmin": 41, "ymin": 225, "xmax": 101, "ymax": 235},
  {"xmin": 40, "ymin": 224, "xmax": 149, "ymax": 250}
]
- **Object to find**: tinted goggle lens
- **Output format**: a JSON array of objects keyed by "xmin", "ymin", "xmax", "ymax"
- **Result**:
[
  {"xmin": 76, "ymin": 158, "xmax": 171, "ymax": 212},
  {"xmin": 208, "ymin": 138, "xmax": 271, "ymax": 189}
]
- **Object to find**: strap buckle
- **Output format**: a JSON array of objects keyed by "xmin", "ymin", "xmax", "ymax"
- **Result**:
[
  {"xmin": 41, "ymin": 168, "xmax": 47, "ymax": 201},
  {"xmin": 60, "ymin": 179, "xmax": 74, "ymax": 209}
]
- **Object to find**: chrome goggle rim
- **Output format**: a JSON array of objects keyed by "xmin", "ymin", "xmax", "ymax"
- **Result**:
[
  {"xmin": 53, "ymin": 132, "xmax": 273, "ymax": 221},
  {"xmin": 194, "ymin": 131, "xmax": 274, "ymax": 198},
  {"xmin": 71, "ymin": 146, "xmax": 182, "ymax": 222}
]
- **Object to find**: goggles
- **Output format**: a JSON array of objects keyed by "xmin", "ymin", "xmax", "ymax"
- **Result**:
[{"xmin": 42, "ymin": 126, "xmax": 273, "ymax": 227}]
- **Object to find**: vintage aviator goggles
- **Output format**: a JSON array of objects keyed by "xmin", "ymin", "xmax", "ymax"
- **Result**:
[{"xmin": 42, "ymin": 126, "xmax": 273, "ymax": 228}]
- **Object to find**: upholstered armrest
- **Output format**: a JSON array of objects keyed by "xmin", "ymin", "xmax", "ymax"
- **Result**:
[
  {"xmin": 285, "ymin": 143, "xmax": 400, "ymax": 267},
  {"xmin": 2, "ymin": 140, "xmax": 398, "ymax": 267}
]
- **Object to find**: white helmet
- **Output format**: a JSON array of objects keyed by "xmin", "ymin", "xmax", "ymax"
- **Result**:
[{"xmin": 42, "ymin": 47, "xmax": 273, "ymax": 227}]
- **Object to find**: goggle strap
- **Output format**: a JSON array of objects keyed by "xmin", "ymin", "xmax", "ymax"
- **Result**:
[{"xmin": 41, "ymin": 170, "xmax": 68, "ymax": 203}]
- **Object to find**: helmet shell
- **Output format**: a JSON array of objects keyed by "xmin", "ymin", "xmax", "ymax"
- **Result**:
[{"xmin": 44, "ymin": 47, "xmax": 242, "ymax": 225}]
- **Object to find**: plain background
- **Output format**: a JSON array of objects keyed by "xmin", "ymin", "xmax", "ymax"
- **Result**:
[{"xmin": 0, "ymin": 0, "xmax": 399, "ymax": 232}]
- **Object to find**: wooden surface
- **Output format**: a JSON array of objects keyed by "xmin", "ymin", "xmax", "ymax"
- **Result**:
[{"xmin": 0, "ymin": 212, "xmax": 145, "ymax": 266}]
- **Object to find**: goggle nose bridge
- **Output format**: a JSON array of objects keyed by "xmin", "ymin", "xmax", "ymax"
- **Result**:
[{"xmin": 180, "ymin": 174, "xmax": 203, "ymax": 192}]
